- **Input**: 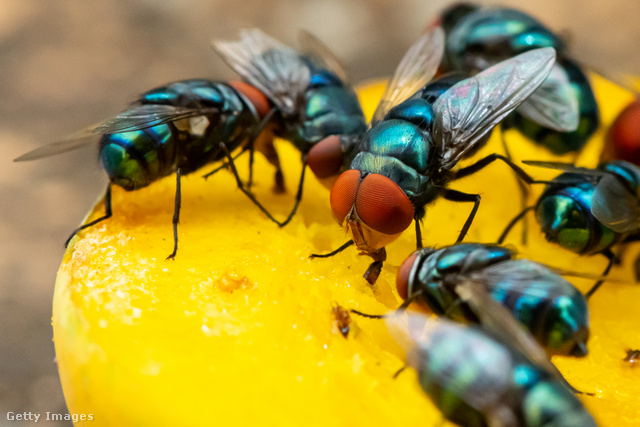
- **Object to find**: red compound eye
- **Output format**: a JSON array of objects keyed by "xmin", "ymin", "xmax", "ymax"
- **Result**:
[
  {"xmin": 355, "ymin": 174, "xmax": 414, "ymax": 235},
  {"xmin": 330, "ymin": 170, "xmax": 360, "ymax": 224},
  {"xmin": 229, "ymin": 81, "xmax": 271, "ymax": 119},
  {"xmin": 307, "ymin": 135, "xmax": 344, "ymax": 179},
  {"xmin": 609, "ymin": 100, "xmax": 640, "ymax": 165},
  {"xmin": 396, "ymin": 252, "xmax": 418, "ymax": 300}
]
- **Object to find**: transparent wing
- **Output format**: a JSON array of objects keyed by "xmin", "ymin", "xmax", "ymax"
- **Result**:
[
  {"xmin": 14, "ymin": 126, "xmax": 99, "ymax": 162},
  {"xmin": 14, "ymin": 104, "xmax": 215, "ymax": 162},
  {"xmin": 454, "ymin": 273, "xmax": 564, "ymax": 381},
  {"xmin": 433, "ymin": 47, "xmax": 556, "ymax": 170},
  {"xmin": 370, "ymin": 27, "xmax": 445, "ymax": 125},
  {"xmin": 212, "ymin": 28, "xmax": 310, "ymax": 115},
  {"xmin": 93, "ymin": 104, "xmax": 218, "ymax": 135},
  {"xmin": 522, "ymin": 160, "xmax": 607, "ymax": 177},
  {"xmin": 516, "ymin": 62, "xmax": 580, "ymax": 132},
  {"xmin": 592, "ymin": 173, "xmax": 640, "ymax": 233},
  {"xmin": 391, "ymin": 314, "xmax": 516, "ymax": 417},
  {"xmin": 297, "ymin": 30, "xmax": 349, "ymax": 83}
]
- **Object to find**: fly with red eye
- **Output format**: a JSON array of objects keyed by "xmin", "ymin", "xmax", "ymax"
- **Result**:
[
  {"xmin": 312, "ymin": 45, "xmax": 558, "ymax": 284},
  {"xmin": 212, "ymin": 29, "xmax": 368, "ymax": 227}
]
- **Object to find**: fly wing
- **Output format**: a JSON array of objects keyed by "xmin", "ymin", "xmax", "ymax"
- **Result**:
[
  {"xmin": 516, "ymin": 62, "xmax": 580, "ymax": 132},
  {"xmin": 468, "ymin": 259, "xmax": 569, "ymax": 298},
  {"xmin": 454, "ymin": 273, "xmax": 564, "ymax": 381},
  {"xmin": 212, "ymin": 28, "xmax": 310, "ymax": 116},
  {"xmin": 370, "ymin": 27, "xmax": 444, "ymax": 125},
  {"xmin": 433, "ymin": 48, "xmax": 556, "ymax": 170},
  {"xmin": 521, "ymin": 160, "xmax": 605, "ymax": 176},
  {"xmin": 592, "ymin": 173, "xmax": 640, "ymax": 233},
  {"xmin": 14, "ymin": 127, "xmax": 99, "ymax": 162},
  {"xmin": 388, "ymin": 314, "xmax": 516, "ymax": 418},
  {"xmin": 297, "ymin": 30, "xmax": 349, "ymax": 83},
  {"xmin": 13, "ymin": 104, "xmax": 215, "ymax": 162},
  {"xmin": 93, "ymin": 104, "xmax": 218, "ymax": 135}
]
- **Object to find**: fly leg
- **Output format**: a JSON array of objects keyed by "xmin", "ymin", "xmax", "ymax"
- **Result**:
[
  {"xmin": 277, "ymin": 158, "xmax": 307, "ymax": 227},
  {"xmin": 450, "ymin": 152, "xmax": 539, "ymax": 243},
  {"xmin": 443, "ymin": 189, "xmax": 481, "ymax": 243},
  {"xmin": 202, "ymin": 149, "xmax": 246, "ymax": 180},
  {"xmin": 362, "ymin": 248, "xmax": 387, "ymax": 285},
  {"xmin": 350, "ymin": 290, "xmax": 424, "ymax": 319},
  {"xmin": 497, "ymin": 206, "xmax": 535, "ymax": 244},
  {"xmin": 219, "ymin": 142, "xmax": 285, "ymax": 226},
  {"xmin": 584, "ymin": 249, "xmax": 616, "ymax": 299},
  {"xmin": 451, "ymin": 153, "xmax": 534, "ymax": 184},
  {"xmin": 309, "ymin": 240, "xmax": 354, "ymax": 259},
  {"xmin": 415, "ymin": 217, "xmax": 423, "ymax": 249},
  {"xmin": 254, "ymin": 136, "xmax": 285, "ymax": 193},
  {"xmin": 64, "ymin": 184, "xmax": 113, "ymax": 247},
  {"xmin": 501, "ymin": 125, "xmax": 530, "ymax": 244},
  {"xmin": 249, "ymin": 109, "xmax": 283, "ymax": 192},
  {"xmin": 166, "ymin": 168, "xmax": 182, "ymax": 261}
]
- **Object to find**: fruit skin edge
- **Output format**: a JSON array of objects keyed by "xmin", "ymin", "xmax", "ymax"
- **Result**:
[{"xmin": 52, "ymin": 76, "xmax": 640, "ymax": 426}]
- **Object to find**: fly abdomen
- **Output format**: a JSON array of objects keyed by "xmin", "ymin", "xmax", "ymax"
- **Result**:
[
  {"xmin": 490, "ymin": 277, "xmax": 590, "ymax": 357},
  {"xmin": 522, "ymin": 380, "xmax": 597, "ymax": 427},
  {"xmin": 100, "ymin": 124, "xmax": 179, "ymax": 191},
  {"xmin": 536, "ymin": 176, "xmax": 623, "ymax": 254},
  {"xmin": 412, "ymin": 320, "xmax": 514, "ymax": 427},
  {"xmin": 391, "ymin": 315, "xmax": 597, "ymax": 427}
]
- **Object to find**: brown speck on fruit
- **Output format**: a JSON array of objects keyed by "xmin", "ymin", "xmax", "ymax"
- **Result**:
[
  {"xmin": 624, "ymin": 349, "xmax": 640, "ymax": 364},
  {"xmin": 332, "ymin": 304, "xmax": 351, "ymax": 338}
]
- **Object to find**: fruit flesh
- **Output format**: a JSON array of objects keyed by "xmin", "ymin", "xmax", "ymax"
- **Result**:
[{"xmin": 54, "ymin": 76, "xmax": 640, "ymax": 426}]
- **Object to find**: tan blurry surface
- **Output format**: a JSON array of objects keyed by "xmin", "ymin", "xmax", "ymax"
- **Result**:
[{"xmin": 2, "ymin": 0, "xmax": 640, "ymax": 425}]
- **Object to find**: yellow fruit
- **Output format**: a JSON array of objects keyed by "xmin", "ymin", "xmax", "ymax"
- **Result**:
[{"xmin": 53, "ymin": 76, "xmax": 640, "ymax": 426}]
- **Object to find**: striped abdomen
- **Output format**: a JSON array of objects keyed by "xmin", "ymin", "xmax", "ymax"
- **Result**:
[
  {"xmin": 486, "ymin": 260, "xmax": 589, "ymax": 357},
  {"xmin": 403, "ymin": 244, "xmax": 589, "ymax": 356},
  {"xmin": 536, "ymin": 173, "xmax": 624, "ymax": 254}
]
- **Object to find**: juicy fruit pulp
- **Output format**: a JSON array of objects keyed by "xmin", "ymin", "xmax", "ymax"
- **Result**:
[{"xmin": 53, "ymin": 77, "xmax": 640, "ymax": 426}]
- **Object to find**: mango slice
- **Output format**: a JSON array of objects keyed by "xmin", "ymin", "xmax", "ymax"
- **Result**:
[{"xmin": 53, "ymin": 76, "xmax": 640, "ymax": 426}]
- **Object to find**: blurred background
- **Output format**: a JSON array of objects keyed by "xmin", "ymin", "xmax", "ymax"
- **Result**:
[{"xmin": 1, "ymin": 0, "xmax": 639, "ymax": 424}]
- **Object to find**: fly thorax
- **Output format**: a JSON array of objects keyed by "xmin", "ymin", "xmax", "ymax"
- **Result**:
[
  {"xmin": 410, "ymin": 253, "xmax": 454, "ymax": 316},
  {"xmin": 349, "ymin": 152, "xmax": 428, "ymax": 201},
  {"xmin": 536, "ymin": 182, "xmax": 595, "ymax": 254},
  {"xmin": 298, "ymin": 87, "xmax": 367, "ymax": 151},
  {"xmin": 386, "ymin": 100, "xmax": 436, "ymax": 133},
  {"xmin": 361, "ymin": 119, "xmax": 433, "ymax": 174}
]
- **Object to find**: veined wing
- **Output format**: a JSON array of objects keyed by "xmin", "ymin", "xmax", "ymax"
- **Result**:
[
  {"xmin": 14, "ymin": 127, "xmax": 99, "ymax": 162},
  {"xmin": 370, "ymin": 27, "xmax": 444, "ymax": 125},
  {"xmin": 516, "ymin": 62, "xmax": 580, "ymax": 132},
  {"xmin": 94, "ymin": 104, "xmax": 219, "ymax": 134},
  {"xmin": 391, "ymin": 314, "xmax": 517, "ymax": 420},
  {"xmin": 454, "ymin": 271, "xmax": 565, "ymax": 381},
  {"xmin": 212, "ymin": 28, "xmax": 310, "ymax": 116},
  {"xmin": 14, "ymin": 104, "xmax": 214, "ymax": 162},
  {"xmin": 433, "ymin": 48, "xmax": 556, "ymax": 170},
  {"xmin": 297, "ymin": 30, "xmax": 349, "ymax": 84}
]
